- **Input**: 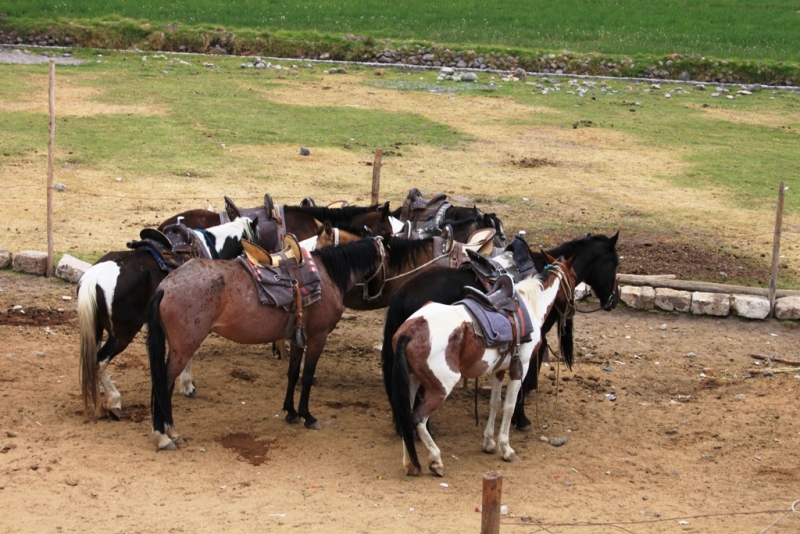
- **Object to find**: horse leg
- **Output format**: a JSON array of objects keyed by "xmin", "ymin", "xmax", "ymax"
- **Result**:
[
  {"xmin": 498, "ymin": 375, "xmax": 525, "ymax": 463},
  {"xmin": 282, "ymin": 343, "xmax": 303, "ymax": 424},
  {"xmin": 94, "ymin": 330, "xmax": 137, "ymax": 420},
  {"xmin": 483, "ymin": 370, "xmax": 505, "ymax": 454},
  {"xmin": 412, "ymin": 383, "xmax": 448, "ymax": 477},
  {"xmin": 178, "ymin": 359, "xmax": 196, "ymax": 397},
  {"xmin": 513, "ymin": 341, "xmax": 544, "ymax": 431},
  {"xmin": 296, "ymin": 341, "xmax": 325, "ymax": 430},
  {"xmin": 97, "ymin": 360, "xmax": 122, "ymax": 420}
]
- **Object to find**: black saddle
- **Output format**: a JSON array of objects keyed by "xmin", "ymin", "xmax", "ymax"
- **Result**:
[{"xmin": 463, "ymin": 274, "xmax": 519, "ymax": 313}]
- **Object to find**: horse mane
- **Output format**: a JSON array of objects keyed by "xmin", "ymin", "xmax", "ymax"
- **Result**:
[
  {"xmin": 531, "ymin": 233, "xmax": 619, "ymax": 272},
  {"xmin": 315, "ymin": 221, "xmax": 373, "ymax": 238},
  {"xmin": 311, "ymin": 238, "xmax": 380, "ymax": 296},
  {"xmin": 288, "ymin": 204, "xmax": 380, "ymax": 227},
  {"xmin": 385, "ymin": 236, "xmax": 435, "ymax": 272},
  {"xmin": 232, "ymin": 216, "xmax": 256, "ymax": 242},
  {"xmin": 440, "ymin": 216, "xmax": 479, "ymax": 232},
  {"xmin": 520, "ymin": 263, "xmax": 576, "ymax": 370}
]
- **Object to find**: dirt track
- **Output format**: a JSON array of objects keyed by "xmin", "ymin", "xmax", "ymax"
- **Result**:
[{"xmin": 2, "ymin": 271, "xmax": 800, "ymax": 533}]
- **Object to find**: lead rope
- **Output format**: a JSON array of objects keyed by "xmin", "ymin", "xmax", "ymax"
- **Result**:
[{"xmin": 360, "ymin": 236, "xmax": 386, "ymax": 302}]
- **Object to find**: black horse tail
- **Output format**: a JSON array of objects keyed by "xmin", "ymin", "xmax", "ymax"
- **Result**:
[
  {"xmin": 147, "ymin": 290, "xmax": 172, "ymax": 434},
  {"xmin": 381, "ymin": 300, "xmax": 406, "ymax": 405},
  {"xmin": 390, "ymin": 335, "xmax": 421, "ymax": 473},
  {"xmin": 560, "ymin": 317, "xmax": 574, "ymax": 370}
]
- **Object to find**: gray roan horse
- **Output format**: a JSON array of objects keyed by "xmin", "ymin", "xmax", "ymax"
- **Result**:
[
  {"xmin": 147, "ymin": 237, "xmax": 387, "ymax": 450},
  {"xmin": 78, "ymin": 217, "xmax": 257, "ymax": 419}
]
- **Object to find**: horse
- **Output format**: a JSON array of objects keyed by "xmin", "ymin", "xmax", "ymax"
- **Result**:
[
  {"xmin": 77, "ymin": 217, "xmax": 258, "ymax": 419},
  {"xmin": 147, "ymin": 237, "xmax": 388, "ymax": 450},
  {"xmin": 381, "ymin": 231, "xmax": 620, "ymax": 431},
  {"xmin": 389, "ymin": 254, "xmax": 578, "ymax": 476},
  {"xmin": 161, "ymin": 200, "xmax": 394, "ymax": 251}
]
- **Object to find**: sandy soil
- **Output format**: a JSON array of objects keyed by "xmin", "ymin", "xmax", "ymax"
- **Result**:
[{"xmin": 1, "ymin": 271, "xmax": 800, "ymax": 533}]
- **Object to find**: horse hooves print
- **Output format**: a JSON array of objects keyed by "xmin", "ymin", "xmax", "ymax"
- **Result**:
[
  {"xmin": 304, "ymin": 420, "xmax": 322, "ymax": 430},
  {"xmin": 108, "ymin": 408, "xmax": 122, "ymax": 421}
]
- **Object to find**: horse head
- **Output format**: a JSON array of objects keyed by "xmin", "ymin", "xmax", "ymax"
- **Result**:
[{"xmin": 581, "ymin": 231, "xmax": 620, "ymax": 311}]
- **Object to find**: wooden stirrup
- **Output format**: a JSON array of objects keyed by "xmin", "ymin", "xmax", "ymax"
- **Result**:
[{"xmin": 467, "ymin": 227, "xmax": 497, "ymax": 255}]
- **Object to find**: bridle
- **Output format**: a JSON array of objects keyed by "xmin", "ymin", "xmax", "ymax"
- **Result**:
[{"xmin": 358, "ymin": 236, "xmax": 387, "ymax": 302}]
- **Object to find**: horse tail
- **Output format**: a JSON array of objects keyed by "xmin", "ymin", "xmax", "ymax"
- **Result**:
[
  {"xmin": 391, "ymin": 335, "xmax": 421, "ymax": 472},
  {"xmin": 381, "ymin": 300, "xmax": 405, "ymax": 405},
  {"xmin": 77, "ymin": 277, "xmax": 100, "ymax": 418},
  {"xmin": 147, "ymin": 290, "xmax": 171, "ymax": 434}
]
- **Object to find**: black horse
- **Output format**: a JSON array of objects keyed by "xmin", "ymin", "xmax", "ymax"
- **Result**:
[{"xmin": 381, "ymin": 231, "xmax": 620, "ymax": 431}]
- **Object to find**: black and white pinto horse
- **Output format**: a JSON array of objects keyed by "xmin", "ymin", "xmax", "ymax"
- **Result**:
[
  {"xmin": 78, "ymin": 217, "xmax": 257, "ymax": 419},
  {"xmin": 382, "ymin": 232, "xmax": 620, "ymax": 431}
]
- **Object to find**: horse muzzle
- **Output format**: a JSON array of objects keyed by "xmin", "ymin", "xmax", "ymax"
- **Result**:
[{"xmin": 602, "ymin": 280, "xmax": 621, "ymax": 311}]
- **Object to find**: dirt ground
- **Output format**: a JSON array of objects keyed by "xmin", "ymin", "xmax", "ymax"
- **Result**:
[{"xmin": 1, "ymin": 270, "xmax": 800, "ymax": 533}]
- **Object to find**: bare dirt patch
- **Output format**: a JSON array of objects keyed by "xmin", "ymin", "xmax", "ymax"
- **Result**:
[
  {"xmin": 510, "ymin": 156, "xmax": 559, "ymax": 168},
  {"xmin": 218, "ymin": 432, "xmax": 276, "ymax": 466}
]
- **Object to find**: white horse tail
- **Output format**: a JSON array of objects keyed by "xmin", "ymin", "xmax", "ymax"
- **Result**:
[{"xmin": 78, "ymin": 273, "xmax": 100, "ymax": 418}]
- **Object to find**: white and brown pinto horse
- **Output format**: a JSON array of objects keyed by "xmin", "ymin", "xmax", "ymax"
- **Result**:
[{"xmin": 389, "ymin": 254, "xmax": 577, "ymax": 476}]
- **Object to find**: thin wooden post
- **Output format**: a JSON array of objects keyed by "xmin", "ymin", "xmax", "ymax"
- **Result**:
[
  {"xmin": 370, "ymin": 148, "xmax": 382, "ymax": 205},
  {"xmin": 480, "ymin": 470, "xmax": 503, "ymax": 534},
  {"xmin": 46, "ymin": 59, "xmax": 55, "ymax": 278},
  {"xmin": 768, "ymin": 182, "xmax": 785, "ymax": 317}
]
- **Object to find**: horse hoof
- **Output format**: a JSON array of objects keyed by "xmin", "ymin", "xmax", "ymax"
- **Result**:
[
  {"xmin": 503, "ymin": 453, "xmax": 521, "ymax": 463},
  {"xmin": 305, "ymin": 420, "xmax": 322, "ymax": 430},
  {"xmin": 158, "ymin": 440, "xmax": 177, "ymax": 451},
  {"xmin": 285, "ymin": 414, "xmax": 301, "ymax": 425},
  {"xmin": 109, "ymin": 408, "xmax": 122, "ymax": 421},
  {"xmin": 172, "ymin": 436, "xmax": 185, "ymax": 445},
  {"xmin": 428, "ymin": 463, "xmax": 444, "ymax": 477},
  {"xmin": 516, "ymin": 424, "xmax": 532, "ymax": 433},
  {"xmin": 405, "ymin": 467, "xmax": 421, "ymax": 477},
  {"xmin": 183, "ymin": 388, "xmax": 197, "ymax": 398}
]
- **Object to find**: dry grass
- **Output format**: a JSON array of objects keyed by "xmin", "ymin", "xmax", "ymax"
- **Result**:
[{"xmin": 1, "ymin": 67, "xmax": 798, "ymax": 279}]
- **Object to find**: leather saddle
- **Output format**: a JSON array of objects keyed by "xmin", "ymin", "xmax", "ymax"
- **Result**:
[
  {"xmin": 464, "ymin": 274, "xmax": 519, "ymax": 313},
  {"xmin": 463, "ymin": 236, "xmax": 535, "ymax": 289},
  {"xmin": 242, "ymin": 234, "xmax": 303, "ymax": 269},
  {"xmin": 127, "ymin": 223, "xmax": 209, "ymax": 271},
  {"xmin": 224, "ymin": 194, "xmax": 284, "ymax": 252},
  {"xmin": 399, "ymin": 188, "xmax": 450, "ymax": 227}
]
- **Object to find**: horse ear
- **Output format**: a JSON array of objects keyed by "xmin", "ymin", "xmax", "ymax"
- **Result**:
[
  {"xmin": 542, "ymin": 249, "xmax": 557, "ymax": 264},
  {"xmin": 585, "ymin": 232, "xmax": 592, "ymax": 238},
  {"xmin": 324, "ymin": 221, "xmax": 333, "ymax": 236},
  {"xmin": 610, "ymin": 230, "xmax": 619, "ymax": 246},
  {"xmin": 564, "ymin": 253, "xmax": 578, "ymax": 271}
]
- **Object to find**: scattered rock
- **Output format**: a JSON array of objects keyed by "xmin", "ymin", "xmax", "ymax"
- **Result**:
[
  {"xmin": 666, "ymin": 428, "xmax": 678, "ymax": 435},
  {"xmin": 65, "ymin": 478, "xmax": 78, "ymax": 486},
  {"xmin": 299, "ymin": 147, "xmax": 310, "ymax": 156},
  {"xmin": 13, "ymin": 250, "xmax": 48, "ymax": 276},
  {"xmin": 461, "ymin": 72, "xmax": 478, "ymax": 82},
  {"xmin": 53, "ymin": 183, "xmax": 67, "ymax": 192},
  {"xmin": 733, "ymin": 394, "xmax": 746, "ymax": 402},
  {"xmin": 549, "ymin": 436, "xmax": 569, "ymax": 447}
]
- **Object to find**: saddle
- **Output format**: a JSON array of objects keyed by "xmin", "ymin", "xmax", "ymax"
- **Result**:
[
  {"xmin": 398, "ymin": 188, "xmax": 451, "ymax": 234},
  {"xmin": 242, "ymin": 234, "xmax": 303, "ymax": 269},
  {"xmin": 457, "ymin": 274, "xmax": 534, "ymax": 379},
  {"xmin": 441, "ymin": 227, "xmax": 498, "ymax": 268},
  {"xmin": 237, "ymin": 235, "xmax": 322, "ymax": 348},
  {"xmin": 127, "ymin": 224, "xmax": 210, "ymax": 272},
  {"xmin": 224, "ymin": 194, "xmax": 286, "ymax": 252},
  {"xmin": 463, "ymin": 236, "xmax": 536, "ymax": 290}
]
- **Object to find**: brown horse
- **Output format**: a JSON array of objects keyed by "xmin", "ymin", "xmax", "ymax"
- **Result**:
[
  {"xmin": 389, "ymin": 254, "xmax": 577, "ymax": 476},
  {"xmin": 147, "ymin": 237, "xmax": 388, "ymax": 450}
]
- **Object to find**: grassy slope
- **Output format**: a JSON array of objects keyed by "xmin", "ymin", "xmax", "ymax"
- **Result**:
[{"xmin": 3, "ymin": 0, "xmax": 800, "ymax": 61}]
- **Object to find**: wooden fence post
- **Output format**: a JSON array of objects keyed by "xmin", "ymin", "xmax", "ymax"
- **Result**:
[
  {"xmin": 480, "ymin": 470, "xmax": 503, "ymax": 534},
  {"xmin": 371, "ymin": 148, "xmax": 382, "ymax": 205},
  {"xmin": 46, "ymin": 59, "xmax": 55, "ymax": 278},
  {"xmin": 768, "ymin": 182, "xmax": 785, "ymax": 317}
]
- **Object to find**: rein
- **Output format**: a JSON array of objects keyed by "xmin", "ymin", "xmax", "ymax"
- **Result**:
[
  {"xmin": 358, "ymin": 236, "xmax": 387, "ymax": 302},
  {"xmin": 354, "ymin": 246, "xmax": 450, "ymax": 302}
]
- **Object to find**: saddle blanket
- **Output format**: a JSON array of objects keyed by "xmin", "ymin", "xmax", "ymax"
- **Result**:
[
  {"xmin": 237, "ymin": 248, "xmax": 322, "ymax": 311},
  {"xmin": 457, "ymin": 297, "xmax": 533, "ymax": 349}
]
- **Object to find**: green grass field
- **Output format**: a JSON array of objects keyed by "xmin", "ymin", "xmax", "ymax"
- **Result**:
[{"xmin": 4, "ymin": 0, "xmax": 800, "ymax": 61}]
